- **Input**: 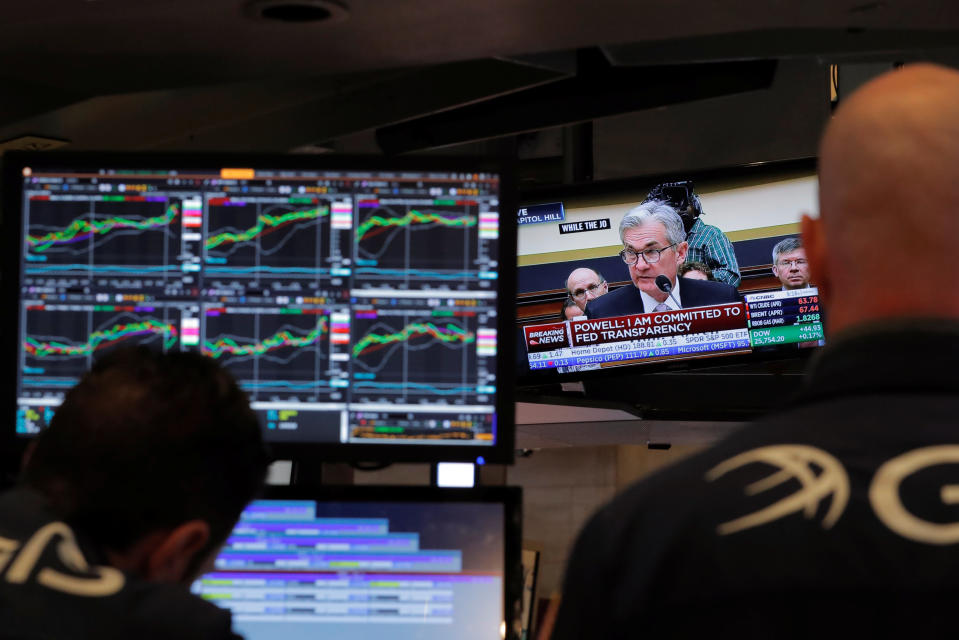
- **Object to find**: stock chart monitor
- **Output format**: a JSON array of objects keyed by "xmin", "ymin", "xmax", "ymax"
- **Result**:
[{"xmin": 5, "ymin": 153, "xmax": 515, "ymax": 463}]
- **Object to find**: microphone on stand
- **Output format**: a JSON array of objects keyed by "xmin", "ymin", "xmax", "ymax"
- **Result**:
[{"xmin": 655, "ymin": 275, "xmax": 682, "ymax": 309}]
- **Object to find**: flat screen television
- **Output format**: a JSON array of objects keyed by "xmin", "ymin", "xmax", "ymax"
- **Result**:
[
  {"xmin": 2, "ymin": 152, "xmax": 516, "ymax": 463},
  {"xmin": 514, "ymin": 161, "xmax": 824, "ymax": 385},
  {"xmin": 191, "ymin": 485, "xmax": 523, "ymax": 640}
]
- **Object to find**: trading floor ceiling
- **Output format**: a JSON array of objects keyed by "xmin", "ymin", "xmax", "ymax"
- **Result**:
[{"xmin": 2, "ymin": 0, "xmax": 959, "ymax": 172}]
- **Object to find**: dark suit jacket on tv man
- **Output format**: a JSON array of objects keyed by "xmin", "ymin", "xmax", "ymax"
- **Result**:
[{"xmin": 584, "ymin": 276, "xmax": 739, "ymax": 318}]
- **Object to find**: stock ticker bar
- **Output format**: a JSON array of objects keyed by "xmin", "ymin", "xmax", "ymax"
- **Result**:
[
  {"xmin": 524, "ymin": 303, "xmax": 751, "ymax": 372},
  {"xmin": 523, "ymin": 289, "xmax": 827, "ymax": 373},
  {"xmin": 743, "ymin": 287, "xmax": 825, "ymax": 346}
]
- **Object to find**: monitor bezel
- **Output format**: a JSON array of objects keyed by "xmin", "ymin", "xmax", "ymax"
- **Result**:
[
  {"xmin": 1, "ymin": 150, "xmax": 517, "ymax": 466},
  {"xmin": 241, "ymin": 484, "xmax": 524, "ymax": 640}
]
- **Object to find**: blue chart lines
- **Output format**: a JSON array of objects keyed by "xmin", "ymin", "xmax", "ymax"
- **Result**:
[
  {"xmin": 205, "ymin": 265, "xmax": 332, "ymax": 276},
  {"xmin": 353, "ymin": 267, "xmax": 479, "ymax": 281},
  {"xmin": 352, "ymin": 380, "xmax": 478, "ymax": 396},
  {"xmin": 240, "ymin": 379, "xmax": 331, "ymax": 393},
  {"xmin": 24, "ymin": 264, "xmax": 176, "ymax": 275}
]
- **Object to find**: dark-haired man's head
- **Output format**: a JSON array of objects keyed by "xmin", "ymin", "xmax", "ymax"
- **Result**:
[
  {"xmin": 678, "ymin": 261, "xmax": 713, "ymax": 281},
  {"xmin": 21, "ymin": 347, "xmax": 268, "ymax": 583},
  {"xmin": 645, "ymin": 181, "xmax": 702, "ymax": 234}
]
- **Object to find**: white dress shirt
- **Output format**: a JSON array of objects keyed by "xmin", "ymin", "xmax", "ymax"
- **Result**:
[{"xmin": 639, "ymin": 275, "xmax": 682, "ymax": 313}]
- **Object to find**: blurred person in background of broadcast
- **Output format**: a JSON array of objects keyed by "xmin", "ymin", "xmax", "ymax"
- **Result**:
[
  {"xmin": 560, "ymin": 297, "xmax": 584, "ymax": 321},
  {"xmin": 679, "ymin": 261, "xmax": 714, "ymax": 281}
]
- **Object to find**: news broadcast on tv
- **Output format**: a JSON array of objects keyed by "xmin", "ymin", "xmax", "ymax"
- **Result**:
[{"xmin": 517, "ymin": 174, "xmax": 824, "ymax": 374}]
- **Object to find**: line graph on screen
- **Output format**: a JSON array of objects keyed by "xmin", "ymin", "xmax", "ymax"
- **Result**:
[
  {"xmin": 202, "ymin": 308, "xmax": 332, "ymax": 399},
  {"xmin": 205, "ymin": 198, "xmax": 332, "ymax": 279},
  {"xmin": 350, "ymin": 311, "xmax": 479, "ymax": 401},
  {"xmin": 24, "ymin": 198, "xmax": 181, "ymax": 276}
]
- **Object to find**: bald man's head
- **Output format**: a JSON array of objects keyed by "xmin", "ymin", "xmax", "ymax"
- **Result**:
[
  {"xmin": 808, "ymin": 63, "xmax": 959, "ymax": 334},
  {"xmin": 566, "ymin": 267, "xmax": 608, "ymax": 305}
]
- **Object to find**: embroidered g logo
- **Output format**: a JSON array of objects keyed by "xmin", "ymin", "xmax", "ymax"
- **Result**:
[
  {"xmin": 870, "ymin": 445, "xmax": 959, "ymax": 545},
  {"xmin": 706, "ymin": 445, "xmax": 850, "ymax": 535}
]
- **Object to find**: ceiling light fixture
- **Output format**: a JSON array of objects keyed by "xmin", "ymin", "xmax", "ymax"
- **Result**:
[{"xmin": 244, "ymin": 0, "xmax": 349, "ymax": 24}]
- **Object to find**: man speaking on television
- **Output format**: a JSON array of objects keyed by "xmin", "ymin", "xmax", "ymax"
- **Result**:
[{"xmin": 584, "ymin": 201, "xmax": 740, "ymax": 319}]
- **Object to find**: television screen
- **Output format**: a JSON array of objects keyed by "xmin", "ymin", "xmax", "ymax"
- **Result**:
[
  {"xmin": 191, "ymin": 486, "xmax": 522, "ymax": 640},
  {"xmin": 4, "ymin": 152, "xmax": 515, "ymax": 463},
  {"xmin": 515, "ymin": 165, "xmax": 823, "ymax": 380}
]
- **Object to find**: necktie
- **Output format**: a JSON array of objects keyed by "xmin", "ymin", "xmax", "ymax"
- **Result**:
[{"xmin": 653, "ymin": 303, "xmax": 670, "ymax": 312}]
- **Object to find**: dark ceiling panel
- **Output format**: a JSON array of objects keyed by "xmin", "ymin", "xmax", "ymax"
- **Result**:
[
  {"xmin": 0, "ymin": 1, "xmax": 957, "ymax": 94},
  {"xmin": 150, "ymin": 58, "xmax": 569, "ymax": 151},
  {"xmin": 592, "ymin": 59, "xmax": 830, "ymax": 180},
  {"xmin": 376, "ymin": 59, "xmax": 778, "ymax": 154},
  {"xmin": 0, "ymin": 78, "xmax": 87, "ymax": 126},
  {"xmin": 602, "ymin": 27, "xmax": 959, "ymax": 65}
]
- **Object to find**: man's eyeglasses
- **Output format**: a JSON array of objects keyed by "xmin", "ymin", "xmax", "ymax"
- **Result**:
[
  {"xmin": 620, "ymin": 243, "xmax": 677, "ymax": 266},
  {"xmin": 570, "ymin": 282, "xmax": 605, "ymax": 301},
  {"xmin": 776, "ymin": 259, "xmax": 808, "ymax": 268}
]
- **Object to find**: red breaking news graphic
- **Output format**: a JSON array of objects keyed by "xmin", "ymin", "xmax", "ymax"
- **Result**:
[
  {"xmin": 523, "ymin": 322, "xmax": 570, "ymax": 353},
  {"xmin": 524, "ymin": 303, "xmax": 748, "ymax": 354}
]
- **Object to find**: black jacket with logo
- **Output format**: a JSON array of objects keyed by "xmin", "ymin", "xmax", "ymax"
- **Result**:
[
  {"xmin": 553, "ymin": 321, "xmax": 959, "ymax": 639},
  {"xmin": 0, "ymin": 488, "xmax": 239, "ymax": 640}
]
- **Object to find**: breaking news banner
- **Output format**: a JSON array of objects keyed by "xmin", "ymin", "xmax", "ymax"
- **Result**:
[{"xmin": 523, "ymin": 302, "xmax": 751, "ymax": 372}]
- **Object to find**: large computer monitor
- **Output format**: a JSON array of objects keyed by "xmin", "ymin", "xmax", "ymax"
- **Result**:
[
  {"xmin": 2, "ymin": 152, "xmax": 516, "ymax": 463},
  {"xmin": 192, "ymin": 486, "xmax": 522, "ymax": 640}
]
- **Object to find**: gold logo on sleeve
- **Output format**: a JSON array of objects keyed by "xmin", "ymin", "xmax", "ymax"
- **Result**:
[{"xmin": 4, "ymin": 522, "xmax": 125, "ymax": 597}]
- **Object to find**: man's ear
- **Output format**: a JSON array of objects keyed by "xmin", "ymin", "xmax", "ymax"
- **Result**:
[
  {"xmin": 145, "ymin": 520, "xmax": 211, "ymax": 584},
  {"xmin": 675, "ymin": 241, "xmax": 689, "ymax": 265},
  {"xmin": 800, "ymin": 213, "xmax": 830, "ymax": 300}
]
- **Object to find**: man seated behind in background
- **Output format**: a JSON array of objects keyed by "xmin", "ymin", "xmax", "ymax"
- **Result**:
[
  {"xmin": 585, "ymin": 201, "xmax": 739, "ymax": 319},
  {"xmin": 561, "ymin": 296, "xmax": 584, "ymax": 320},
  {"xmin": 0, "ymin": 347, "xmax": 269, "ymax": 639},
  {"xmin": 565, "ymin": 267, "xmax": 607, "ymax": 312},
  {"xmin": 771, "ymin": 236, "xmax": 811, "ymax": 290},
  {"xmin": 553, "ymin": 63, "xmax": 959, "ymax": 640},
  {"xmin": 678, "ymin": 260, "xmax": 714, "ymax": 281}
]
